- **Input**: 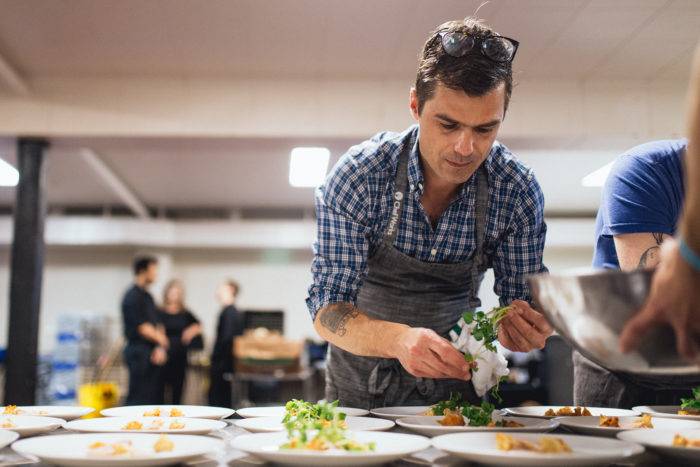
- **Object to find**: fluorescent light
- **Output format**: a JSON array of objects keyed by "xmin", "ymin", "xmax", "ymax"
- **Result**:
[
  {"xmin": 0, "ymin": 157, "xmax": 19, "ymax": 186},
  {"xmin": 581, "ymin": 161, "xmax": 615, "ymax": 187},
  {"xmin": 289, "ymin": 147, "xmax": 330, "ymax": 187}
]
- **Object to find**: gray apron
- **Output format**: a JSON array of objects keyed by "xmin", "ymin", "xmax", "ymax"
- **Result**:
[
  {"xmin": 325, "ymin": 135, "xmax": 488, "ymax": 409},
  {"xmin": 573, "ymin": 352, "xmax": 700, "ymax": 408}
]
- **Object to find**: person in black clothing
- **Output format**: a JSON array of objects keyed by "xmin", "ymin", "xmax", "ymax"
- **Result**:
[
  {"xmin": 157, "ymin": 279, "xmax": 202, "ymax": 404},
  {"xmin": 121, "ymin": 256, "xmax": 169, "ymax": 405},
  {"xmin": 208, "ymin": 279, "xmax": 245, "ymax": 407}
]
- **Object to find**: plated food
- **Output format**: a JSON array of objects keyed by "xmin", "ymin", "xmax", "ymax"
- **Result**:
[
  {"xmin": 558, "ymin": 414, "xmax": 700, "ymax": 437},
  {"xmin": 280, "ymin": 400, "xmax": 374, "ymax": 452},
  {"xmin": 232, "ymin": 431, "xmax": 430, "ymax": 466},
  {"xmin": 64, "ymin": 416, "xmax": 227, "ymax": 435},
  {"xmin": 496, "ymin": 433, "xmax": 572, "ymax": 453},
  {"xmin": 0, "ymin": 415, "xmax": 64, "ymax": 437},
  {"xmin": 505, "ymin": 405, "xmax": 637, "ymax": 419},
  {"xmin": 396, "ymin": 415, "xmax": 557, "ymax": 437},
  {"xmin": 101, "ymin": 405, "xmax": 234, "ymax": 420},
  {"xmin": 679, "ymin": 386, "xmax": 700, "ymax": 415},
  {"xmin": 545, "ymin": 406, "xmax": 592, "ymax": 417},
  {"xmin": 11, "ymin": 433, "xmax": 224, "ymax": 467},
  {"xmin": 234, "ymin": 416, "xmax": 394, "ymax": 433},
  {"xmin": 1, "ymin": 405, "xmax": 93, "ymax": 420},
  {"xmin": 237, "ymin": 404, "xmax": 368, "ymax": 419},
  {"xmin": 618, "ymin": 428, "xmax": 700, "ymax": 463},
  {"xmin": 633, "ymin": 405, "xmax": 700, "ymax": 421},
  {"xmin": 432, "ymin": 432, "xmax": 644, "ymax": 466}
]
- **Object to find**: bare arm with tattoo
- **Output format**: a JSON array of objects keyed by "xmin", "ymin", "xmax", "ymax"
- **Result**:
[
  {"xmin": 613, "ymin": 232, "xmax": 668, "ymax": 271},
  {"xmin": 314, "ymin": 302, "xmax": 472, "ymax": 380}
]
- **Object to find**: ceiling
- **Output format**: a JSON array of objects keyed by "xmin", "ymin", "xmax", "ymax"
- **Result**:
[
  {"xmin": 0, "ymin": 0, "xmax": 697, "ymax": 82},
  {"xmin": 0, "ymin": 0, "xmax": 697, "ymax": 216}
]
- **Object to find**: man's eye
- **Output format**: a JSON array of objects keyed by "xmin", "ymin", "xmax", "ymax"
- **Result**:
[
  {"xmin": 440, "ymin": 122, "xmax": 457, "ymax": 130},
  {"xmin": 476, "ymin": 127, "xmax": 494, "ymax": 134}
]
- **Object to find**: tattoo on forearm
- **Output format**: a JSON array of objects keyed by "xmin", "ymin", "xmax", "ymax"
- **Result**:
[
  {"xmin": 319, "ymin": 303, "xmax": 359, "ymax": 337},
  {"xmin": 638, "ymin": 233, "xmax": 664, "ymax": 268}
]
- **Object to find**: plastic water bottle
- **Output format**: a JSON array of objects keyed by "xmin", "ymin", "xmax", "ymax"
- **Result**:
[{"xmin": 48, "ymin": 316, "xmax": 81, "ymax": 405}]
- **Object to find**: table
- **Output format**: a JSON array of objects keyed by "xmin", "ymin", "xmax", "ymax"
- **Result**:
[{"xmin": 0, "ymin": 420, "xmax": 672, "ymax": 466}]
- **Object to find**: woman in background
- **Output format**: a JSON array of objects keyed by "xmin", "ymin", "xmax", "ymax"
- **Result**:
[
  {"xmin": 157, "ymin": 279, "xmax": 202, "ymax": 404},
  {"xmin": 208, "ymin": 279, "xmax": 245, "ymax": 407}
]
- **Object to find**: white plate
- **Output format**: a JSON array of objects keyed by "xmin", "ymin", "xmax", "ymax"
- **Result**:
[
  {"xmin": 505, "ymin": 406, "xmax": 637, "ymax": 419},
  {"xmin": 618, "ymin": 428, "xmax": 700, "ymax": 463},
  {"xmin": 369, "ymin": 406, "xmax": 431, "ymax": 421},
  {"xmin": 0, "ymin": 430, "xmax": 19, "ymax": 449},
  {"xmin": 12, "ymin": 433, "xmax": 224, "ymax": 467},
  {"xmin": 101, "ymin": 405, "xmax": 234, "ymax": 420},
  {"xmin": 432, "ymin": 432, "xmax": 644, "ymax": 466},
  {"xmin": 0, "ymin": 415, "xmax": 64, "ymax": 437},
  {"xmin": 633, "ymin": 405, "xmax": 700, "ymax": 421},
  {"xmin": 234, "ymin": 416, "xmax": 394, "ymax": 433},
  {"xmin": 2, "ymin": 405, "xmax": 93, "ymax": 420},
  {"xmin": 558, "ymin": 415, "xmax": 700, "ymax": 437},
  {"xmin": 232, "ymin": 431, "xmax": 430, "ymax": 466},
  {"xmin": 396, "ymin": 416, "xmax": 558, "ymax": 437},
  {"xmin": 236, "ymin": 406, "xmax": 368, "ymax": 418},
  {"xmin": 64, "ymin": 416, "xmax": 227, "ymax": 435}
]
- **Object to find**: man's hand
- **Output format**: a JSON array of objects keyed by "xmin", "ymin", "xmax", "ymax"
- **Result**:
[
  {"xmin": 498, "ymin": 300, "xmax": 553, "ymax": 352},
  {"xmin": 150, "ymin": 346, "xmax": 168, "ymax": 366},
  {"xmin": 620, "ymin": 239, "xmax": 700, "ymax": 360},
  {"xmin": 393, "ymin": 327, "xmax": 471, "ymax": 380}
]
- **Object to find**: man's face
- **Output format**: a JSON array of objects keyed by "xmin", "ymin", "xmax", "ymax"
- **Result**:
[
  {"xmin": 410, "ymin": 83, "xmax": 505, "ymax": 186},
  {"xmin": 144, "ymin": 263, "xmax": 158, "ymax": 285}
]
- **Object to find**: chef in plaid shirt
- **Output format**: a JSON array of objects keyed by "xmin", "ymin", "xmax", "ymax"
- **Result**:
[{"xmin": 306, "ymin": 17, "xmax": 553, "ymax": 409}]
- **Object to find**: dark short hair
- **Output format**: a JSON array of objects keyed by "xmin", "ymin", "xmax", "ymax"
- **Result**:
[
  {"xmin": 225, "ymin": 279, "xmax": 240, "ymax": 297},
  {"xmin": 133, "ymin": 256, "xmax": 157, "ymax": 275},
  {"xmin": 415, "ymin": 17, "xmax": 513, "ymax": 114}
]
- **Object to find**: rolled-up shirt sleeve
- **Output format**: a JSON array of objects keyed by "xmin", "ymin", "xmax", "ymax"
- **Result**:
[
  {"xmin": 492, "ymin": 169, "xmax": 548, "ymax": 305},
  {"xmin": 306, "ymin": 155, "xmax": 372, "ymax": 321}
]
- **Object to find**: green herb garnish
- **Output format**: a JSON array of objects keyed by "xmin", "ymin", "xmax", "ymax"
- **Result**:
[
  {"xmin": 681, "ymin": 387, "xmax": 700, "ymax": 411},
  {"xmin": 462, "ymin": 306, "xmax": 511, "ymax": 370},
  {"xmin": 461, "ymin": 401, "xmax": 497, "ymax": 427},
  {"xmin": 280, "ymin": 399, "xmax": 374, "ymax": 452}
]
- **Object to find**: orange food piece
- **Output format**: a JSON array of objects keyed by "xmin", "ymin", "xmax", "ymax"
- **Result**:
[
  {"xmin": 599, "ymin": 416, "xmax": 620, "ymax": 427},
  {"xmin": 438, "ymin": 408, "xmax": 465, "ymax": 426}
]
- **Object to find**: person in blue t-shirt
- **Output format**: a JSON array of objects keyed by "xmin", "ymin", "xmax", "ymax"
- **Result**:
[{"xmin": 575, "ymin": 139, "xmax": 700, "ymax": 408}]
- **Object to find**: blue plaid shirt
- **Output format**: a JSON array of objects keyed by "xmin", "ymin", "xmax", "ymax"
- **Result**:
[{"xmin": 306, "ymin": 125, "xmax": 547, "ymax": 320}]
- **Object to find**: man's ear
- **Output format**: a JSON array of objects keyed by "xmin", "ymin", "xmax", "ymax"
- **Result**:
[{"xmin": 409, "ymin": 87, "xmax": 420, "ymax": 121}]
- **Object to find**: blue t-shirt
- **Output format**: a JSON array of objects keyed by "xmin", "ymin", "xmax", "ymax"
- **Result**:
[{"xmin": 593, "ymin": 139, "xmax": 686, "ymax": 269}]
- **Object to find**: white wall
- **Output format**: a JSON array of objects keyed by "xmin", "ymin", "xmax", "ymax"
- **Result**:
[
  {"xmin": 0, "ymin": 239, "xmax": 594, "ymax": 355},
  {"xmin": 0, "ymin": 245, "xmax": 318, "ymax": 354}
]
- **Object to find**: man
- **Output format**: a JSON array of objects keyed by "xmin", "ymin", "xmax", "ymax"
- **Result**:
[
  {"xmin": 306, "ymin": 18, "xmax": 552, "ymax": 409},
  {"xmin": 620, "ymin": 42, "xmax": 700, "ymax": 361},
  {"xmin": 121, "ymin": 256, "xmax": 169, "ymax": 405},
  {"xmin": 575, "ymin": 138, "xmax": 700, "ymax": 407},
  {"xmin": 208, "ymin": 279, "xmax": 245, "ymax": 408}
]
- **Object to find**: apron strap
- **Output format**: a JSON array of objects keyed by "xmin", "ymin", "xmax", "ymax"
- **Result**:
[{"xmin": 383, "ymin": 136, "xmax": 413, "ymax": 244}]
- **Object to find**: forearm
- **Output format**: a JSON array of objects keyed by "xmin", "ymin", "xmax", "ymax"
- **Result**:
[
  {"xmin": 313, "ymin": 302, "xmax": 408, "ymax": 358},
  {"xmin": 682, "ymin": 43, "xmax": 700, "ymax": 249},
  {"xmin": 137, "ymin": 323, "xmax": 165, "ymax": 345}
]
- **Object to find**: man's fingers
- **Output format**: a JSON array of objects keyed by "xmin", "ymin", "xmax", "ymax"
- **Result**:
[
  {"xmin": 506, "ymin": 312, "xmax": 547, "ymax": 349},
  {"xmin": 619, "ymin": 301, "xmax": 662, "ymax": 353},
  {"xmin": 501, "ymin": 323, "xmax": 529, "ymax": 352},
  {"xmin": 430, "ymin": 335, "xmax": 471, "ymax": 374},
  {"xmin": 673, "ymin": 321, "xmax": 696, "ymax": 360},
  {"xmin": 517, "ymin": 307, "xmax": 553, "ymax": 335}
]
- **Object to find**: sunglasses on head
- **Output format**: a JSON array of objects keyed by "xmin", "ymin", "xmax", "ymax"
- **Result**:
[{"xmin": 439, "ymin": 31, "xmax": 519, "ymax": 63}]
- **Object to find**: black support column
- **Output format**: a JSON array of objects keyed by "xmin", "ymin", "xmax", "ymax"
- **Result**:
[{"xmin": 4, "ymin": 137, "xmax": 49, "ymax": 405}]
